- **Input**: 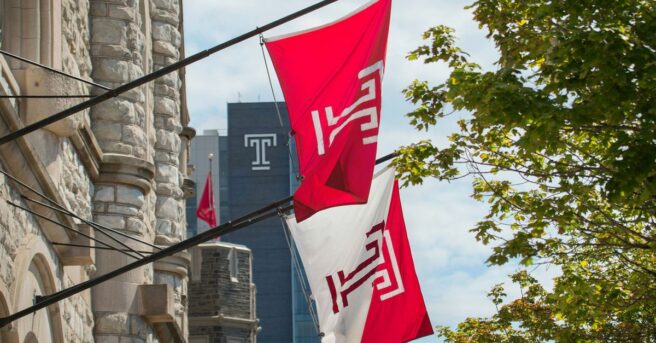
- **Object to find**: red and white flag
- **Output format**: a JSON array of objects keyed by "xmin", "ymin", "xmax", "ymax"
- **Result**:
[
  {"xmin": 285, "ymin": 167, "xmax": 433, "ymax": 342},
  {"xmin": 196, "ymin": 171, "xmax": 217, "ymax": 228},
  {"xmin": 266, "ymin": 0, "xmax": 392, "ymax": 222}
]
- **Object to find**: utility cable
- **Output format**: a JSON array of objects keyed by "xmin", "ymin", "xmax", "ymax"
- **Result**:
[
  {"xmin": 259, "ymin": 34, "xmax": 285, "ymax": 128},
  {"xmin": 23, "ymin": 196, "xmax": 146, "ymax": 259},
  {"xmin": 0, "ymin": 95, "xmax": 94, "ymax": 99},
  {"xmin": 0, "ymin": 168, "xmax": 161, "ymax": 251},
  {"xmin": 279, "ymin": 217, "xmax": 321, "ymax": 335},
  {"xmin": 0, "ymin": 0, "xmax": 341, "ymax": 145},
  {"xmin": 6, "ymin": 200, "xmax": 141, "ymax": 260},
  {"xmin": 21, "ymin": 194, "xmax": 159, "ymax": 252},
  {"xmin": 0, "ymin": 49, "xmax": 111, "ymax": 91},
  {"xmin": 51, "ymin": 242, "xmax": 153, "ymax": 255},
  {"xmin": 0, "ymin": 203, "xmax": 293, "ymax": 327},
  {"xmin": 259, "ymin": 34, "xmax": 300, "ymax": 180}
]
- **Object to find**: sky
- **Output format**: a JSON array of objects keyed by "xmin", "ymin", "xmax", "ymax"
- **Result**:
[{"xmin": 183, "ymin": 0, "xmax": 558, "ymax": 340}]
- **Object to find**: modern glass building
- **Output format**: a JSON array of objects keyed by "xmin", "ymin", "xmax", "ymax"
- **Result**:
[{"xmin": 187, "ymin": 102, "xmax": 319, "ymax": 343}]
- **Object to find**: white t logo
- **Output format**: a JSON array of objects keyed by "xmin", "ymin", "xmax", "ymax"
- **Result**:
[
  {"xmin": 311, "ymin": 61, "xmax": 384, "ymax": 156},
  {"xmin": 244, "ymin": 134, "xmax": 277, "ymax": 171}
]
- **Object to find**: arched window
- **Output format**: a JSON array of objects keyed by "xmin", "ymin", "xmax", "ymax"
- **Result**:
[
  {"xmin": 23, "ymin": 332, "xmax": 38, "ymax": 343},
  {"xmin": 22, "ymin": 259, "xmax": 56, "ymax": 343},
  {"xmin": 14, "ymin": 252, "xmax": 63, "ymax": 343}
]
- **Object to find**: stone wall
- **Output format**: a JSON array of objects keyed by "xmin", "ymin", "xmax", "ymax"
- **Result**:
[
  {"xmin": 189, "ymin": 243, "xmax": 258, "ymax": 342},
  {"xmin": 89, "ymin": 0, "xmax": 149, "ymax": 159},
  {"xmin": 62, "ymin": 0, "xmax": 93, "ymax": 87},
  {"xmin": 89, "ymin": 0, "xmax": 160, "ymax": 341},
  {"xmin": 152, "ymin": 0, "xmax": 184, "ymax": 244},
  {"xmin": 0, "ymin": 172, "xmax": 94, "ymax": 343},
  {"xmin": 0, "ymin": 0, "xmax": 97, "ymax": 341},
  {"xmin": 151, "ymin": 0, "xmax": 189, "ymax": 337}
]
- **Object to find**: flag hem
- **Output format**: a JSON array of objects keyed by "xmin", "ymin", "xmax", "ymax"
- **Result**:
[
  {"xmin": 286, "ymin": 163, "xmax": 394, "ymax": 222},
  {"xmin": 263, "ymin": 0, "xmax": 383, "ymax": 43}
]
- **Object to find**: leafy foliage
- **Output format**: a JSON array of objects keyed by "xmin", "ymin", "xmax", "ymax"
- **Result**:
[{"xmin": 397, "ymin": 0, "xmax": 656, "ymax": 341}]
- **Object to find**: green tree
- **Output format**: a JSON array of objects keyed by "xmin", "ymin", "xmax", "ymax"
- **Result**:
[{"xmin": 395, "ymin": 0, "xmax": 656, "ymax": 341}]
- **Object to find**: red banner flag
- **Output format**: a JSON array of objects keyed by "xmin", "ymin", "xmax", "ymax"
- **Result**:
[
  {"xmin": 265, "ymin": 0, "xmax": 392, "ymax": 222},
  {"xmin": 196, "ymin": 172, "xmax": 217, "ymax": 228},
  {"xmin": 286, "ymin": 167, "xmax": 433, "ymax": 342}
]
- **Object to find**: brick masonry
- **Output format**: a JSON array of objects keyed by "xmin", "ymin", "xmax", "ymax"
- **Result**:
[{"xmin": 189, "ymin": 243, "xmax": 258, "ymax": 342}]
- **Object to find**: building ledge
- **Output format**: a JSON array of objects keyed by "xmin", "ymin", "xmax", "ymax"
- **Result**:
[
  {"xmin": 181, "ymin": 178, "xmax": 195, "ymax": 199},
  {"xmin": 98, "ymin": 153, "xmax": 155, "ymax": 194},
  {"xmin": 138, "ymin": 284, "xmax": 175, "ymax": 323},
  {"xmin": 188, "ymin": 314, "xmax": 259, "ymax": 330},
  {"xmin": 153, "ymin": 250, "xmax": 191, "ymax": 279}
]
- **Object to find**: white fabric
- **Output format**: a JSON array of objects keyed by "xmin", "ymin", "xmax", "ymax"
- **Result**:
[{"xmin": 285, "ymin": 167, "xmax": 396, "ymax": 343}]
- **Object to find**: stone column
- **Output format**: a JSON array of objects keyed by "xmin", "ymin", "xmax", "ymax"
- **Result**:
[
  {"xmin": 151, "ymin": 0, "xmax": 189, "ymax": 338},
  {"xmin": 89, "ymin": 0, "xmax": 157, "ymax": 342}
]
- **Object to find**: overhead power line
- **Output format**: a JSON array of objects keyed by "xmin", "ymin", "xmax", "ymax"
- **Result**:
[
  {"xmin": 6, "ymin": 200, "xmax": 142, "ymax": 260},
  {"xmin": 51, "ymin": 242, "xmax": 153, "ymax": 255},
  {"xmin": 0, "ymin": 49, "xmax": 111, "ymax": 91},
  {"xmin": 22, "ymin": 196, "xmax": 146, "ymax": 259},
  {"xmin": 0, "ymin": 95, "xmax": 94, "ymax": 99},
  {"xmin": 0, "ymin": 0, "xmax": 340, "ymax": 146},
  {"xmin": 0, "ymin": 203, "xmax": 293, "ymax": 327},
  {"xmin": 0, "ymin": 168, "xmax": 162, "ymax": 252}
]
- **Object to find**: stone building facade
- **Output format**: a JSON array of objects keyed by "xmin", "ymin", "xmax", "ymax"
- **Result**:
[
  {"xmin": 0, "ymin": 0, "xmax": 193, "ymax": 342},
  {"xmin": 188, "ymin": 243, "xmax": 258, "ymax": 343}
]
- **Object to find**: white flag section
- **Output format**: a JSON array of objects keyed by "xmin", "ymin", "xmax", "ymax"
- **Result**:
[{"xmin": 286, "ymin": 167, "xmax": 433, "ymax": 343}]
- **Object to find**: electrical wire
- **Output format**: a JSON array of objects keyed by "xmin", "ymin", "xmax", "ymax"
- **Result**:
[
  {"xmin": 6, "ymin": 200, "xmax": 141, "ymax": 260},
  {"xmin": 0, "ymin": 204, "xmax": 293, "ymax": 327},
  {"xmin": 0, "ymin": 95, "xmax": 95, "ymax": 99},
  {"xmin": 0, "ymin": 0, "xmax": 341, "ymax": 146},
  {"xmin": 51, "ymin": 242, "xmax": 153, "ymax": 255},
  {"xmin": 279, "ymin": 217, "xmax": 322, "ymax": 335},
  {"xmin": 259, "ymin": 34, "xmax": 300, "ymax": 180},
  {"xmin": 0, "ymin": 49, "xmax": 112, "ymax": 91},
  {"xmin": 0, "ymin": 168, "xmax": 161, "ymax": 251},
  {"xmin": 22, "ymin": 196, "xmax": 146, "ymax": 259}
]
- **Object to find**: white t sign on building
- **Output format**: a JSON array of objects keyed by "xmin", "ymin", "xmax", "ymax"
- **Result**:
[{"xmin": 244, "ymin": 133, "xmax": 277, "ymax": 171}]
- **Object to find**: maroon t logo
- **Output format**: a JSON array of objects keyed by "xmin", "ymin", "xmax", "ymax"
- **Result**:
[{"xmin": 325, "ymin": 221, "xmax": 405, "ymax": 314}]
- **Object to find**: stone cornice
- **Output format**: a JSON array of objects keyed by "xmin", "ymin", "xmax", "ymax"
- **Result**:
[
  {"xmin": 98, "ymin": 153, "xmax": 155, "ymax": 194},
  {"xmin": 181, "ymin": 178, "xmax": 195, "ymax": 199},
  {"xmin": 188, "ymin": 314, "xmax": 259, "ymax": 330},
  {"xmin": 153, "ymin": 250, "xmax": 191, "ymax": 279},
  {"xmin": 180, "ymin": 126, "xmax": 196, "ymax": 140},
  {"xmin": 198, "ymin": 241, "xmax": 251, "ymax": 253}
]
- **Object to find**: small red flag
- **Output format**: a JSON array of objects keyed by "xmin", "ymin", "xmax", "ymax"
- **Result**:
[
  {"xmin": 265, "ymin": 0, "xmax": 392, "ymax": 222},
  {"xmin": 196, "ymin": 172, "xmax": 217, "ymax": 228}
]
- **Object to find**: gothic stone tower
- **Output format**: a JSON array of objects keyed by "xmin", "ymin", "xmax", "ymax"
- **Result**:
[{"xmin": 0, "ymin": 0, "xmax": 193, "ymax": 341}]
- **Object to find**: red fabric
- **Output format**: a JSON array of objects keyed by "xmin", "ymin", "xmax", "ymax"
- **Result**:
[
  {"xmin": 265, "ymin": 0, "xmax": 392, "ymax": 222},
  {"xmin": 361, "ymin": 181, "xmax": 433, "ymax": 343},
  {"xmin": 196, "ymin": 172, "xmax": 217, "ymax": 228}
]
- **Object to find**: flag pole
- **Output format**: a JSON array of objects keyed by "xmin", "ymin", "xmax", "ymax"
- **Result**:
[
  {"xmin": 0, "ymin": 0, "xmax": 340, "ymax": 145},
  {"xmin": 208, "ymin": 153, "xmax": 214, "ymax": 180},
  {"xmin": 208, "ymin": 152, "xmax": 217, "ymax": 234}
]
